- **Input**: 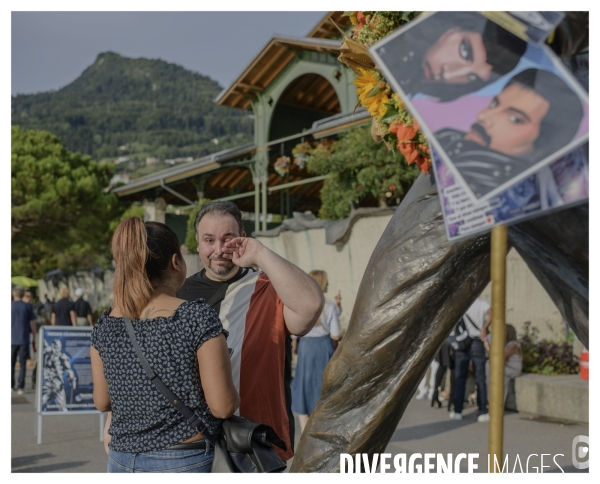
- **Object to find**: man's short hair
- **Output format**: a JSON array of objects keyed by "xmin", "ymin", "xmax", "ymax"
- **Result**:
[
  {"xmin": 505, "ymin": 68, "xmax": 584, "ymax": 159},
  {"xmin": 13, "ymin": 286, "xmax": 25, "ymax": 298},
  {"xmin": 194, "ymin": 201, "xmax": 244, "ymax": 236}
]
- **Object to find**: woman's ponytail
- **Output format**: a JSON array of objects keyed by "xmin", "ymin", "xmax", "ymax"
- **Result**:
[{"xmin": 111, "ymin": 217, "xmax": 153, "ymax": 319}]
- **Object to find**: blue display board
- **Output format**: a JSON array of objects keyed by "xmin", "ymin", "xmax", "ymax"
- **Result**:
[{"xmin": 37, "ymin": 326, "xmax": 99, "ymax": 415}]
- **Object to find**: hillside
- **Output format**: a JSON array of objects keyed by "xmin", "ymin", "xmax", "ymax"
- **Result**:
[{"xmin": 11, "ymin": 52, "xmax": 253, "ymax": 178}]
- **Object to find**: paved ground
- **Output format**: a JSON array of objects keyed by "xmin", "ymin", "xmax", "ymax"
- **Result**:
[{"xmin": 12, "ymin": 371, "xmax": 588, "ymax": 473}]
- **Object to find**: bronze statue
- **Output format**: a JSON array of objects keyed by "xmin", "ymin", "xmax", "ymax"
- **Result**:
[{"xmin": 290, "ymin": 13, "xmax": 588, "ymax": 472}]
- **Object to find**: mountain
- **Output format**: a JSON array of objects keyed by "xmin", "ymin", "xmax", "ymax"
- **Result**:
[{"xmin": 11, "ymin": 52, "xmax": 253, "ymax": 177}]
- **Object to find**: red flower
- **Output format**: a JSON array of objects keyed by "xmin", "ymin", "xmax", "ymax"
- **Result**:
[{"xmin": 389, "ymin": 184, "xmax": 396, "ymax": 192}]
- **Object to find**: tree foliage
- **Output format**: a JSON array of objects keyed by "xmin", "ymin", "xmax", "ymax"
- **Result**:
[
  {"xmin": 12, "ymin": 126, "xmax": 120, "ymax": 279},
  {"xmin": 305, "ymin": 125, "xmax": 420, "ymax": 219}
]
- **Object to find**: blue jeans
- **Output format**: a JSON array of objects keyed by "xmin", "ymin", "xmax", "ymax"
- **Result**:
[
  {"xmin": 453, "ymin": 338, "xmax": 487, "ymax": 416},
  {"xmin": 108, "ymin": 446, "xmax": 213, "ymax": 473},
  {"xmin": 11, "ymin": 344, "xmax": 29, "ymax": 390}
]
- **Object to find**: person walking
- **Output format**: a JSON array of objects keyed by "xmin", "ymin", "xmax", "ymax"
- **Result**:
[
  {"xmin": 11, "ymin": 286, "xmax": 36, "ymax": 394},
  {"xmin": 73, "ymin": 288, "xmax": 93, "ymax": 326},
  {"xmin": 51, "ymin": 287, "xmax": 76, "ymax": 326},
  {"xmin": 451, "ymin": 298, "xmax": 491, "ymax": 422},
  {"xmin": 291, "ymin": 270, "xmax": 341, "ymax": 434},
  {"xmin": 90, "ymin": 218, "xmax": 239, "ymax": 473}
]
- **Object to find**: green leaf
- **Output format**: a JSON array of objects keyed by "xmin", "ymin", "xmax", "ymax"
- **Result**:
[{"xmin": 367, "ymin": 85, "xmax": 381, "ymax": 98}]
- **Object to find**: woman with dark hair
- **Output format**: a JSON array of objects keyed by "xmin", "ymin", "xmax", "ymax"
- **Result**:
[
  {"xmin": 90, "ymin": 218, "xmax": 239, "ymax": 473},
  {"xmin": 374, "ymin": 11, "xmax": 528, "ymax": 102},
  {"xmin": 291, "ymin": 270, "xmax": 341, "ymax": 434}
]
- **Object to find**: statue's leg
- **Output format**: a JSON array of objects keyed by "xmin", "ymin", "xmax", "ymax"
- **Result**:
[
  {"xmin": 509, "ymin": 202, "xmax": 589, "ymax": 348},
  {"xmin": 290, "ymin": 173, "xmax": 492, "ymax": 472}
]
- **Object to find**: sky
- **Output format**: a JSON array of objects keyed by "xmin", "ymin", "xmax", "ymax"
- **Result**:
[{"xmin": 11, "ymin": 11, "xmax": 327, "ymax": 96}]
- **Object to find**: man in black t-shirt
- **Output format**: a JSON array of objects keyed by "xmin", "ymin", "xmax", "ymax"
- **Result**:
[
  {"xmin": 176, "ymin": 201, "xmax": 324, "ymax": 462},
  {"xmin": 51, "ymin": 287, "xmax": 76, "ymax": 326},
  {"xmin": 73, "ymin": 288, "xmax": 93, "ymax": 326}
]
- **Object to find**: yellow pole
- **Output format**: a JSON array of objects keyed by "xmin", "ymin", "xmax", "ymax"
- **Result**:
[{"xmin": 489, "ymin": 225, "xmax": 507, "ymax": 471}]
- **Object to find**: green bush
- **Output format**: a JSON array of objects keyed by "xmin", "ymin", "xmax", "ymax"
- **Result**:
[
  {"xmin": 184, "ymin": 199, "xmax": 212, "ymax": 254},
  {"xmin": 519, "ymin": 322, "xmax": 579, "ymax": 375}
]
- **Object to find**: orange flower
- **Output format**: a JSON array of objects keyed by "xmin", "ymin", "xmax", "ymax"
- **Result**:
[
  {"xmin": 389, "ymin": 119, "xmax": 419, "ymax": 142},
  {"xmin": 398, "ymin": 141, "xmax": 419, "ymax": 164},
  {"xmin": 415, "ymin": 155, "xmax": 431, "ymax": 173}
]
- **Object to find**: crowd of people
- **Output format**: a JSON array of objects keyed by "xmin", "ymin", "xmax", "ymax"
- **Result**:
[
  {"xmin": 416, "ymin": 298, "xmax": 523, "ymax": 421},
  {"xmin": 13, "ymin": 200, "xmax": 523, "ymax": 473}
]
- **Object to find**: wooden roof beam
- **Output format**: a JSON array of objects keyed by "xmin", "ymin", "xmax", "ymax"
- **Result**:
[
  {"xmin": 294, "ymin": 75, "xmax": 326, "ymax": 102},
  {"xmin": 257, "ymin": 51, "xmax": 297, "ymax": 90},
  {"xmin": 247, "ymin": 47, "xmax": 289, "ymax": 86},
  {"xmin": 216, "ymin": 169, "xmax": 244, "ymax": 188},
  {"xmin": 237, "ymin": 82, "xmax": 264, "ymax": 93},
  {"xmin": 229, "ymin": 169, "xmax": 252, "ymax": 187},
  {"xmin": 315, "ymin": 88, "xmax": 339, "ymax": 111}
]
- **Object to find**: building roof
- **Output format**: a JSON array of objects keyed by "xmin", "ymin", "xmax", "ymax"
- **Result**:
[
  {"xmin": 215, "ymin": 36, "xmax": 342, "ymax": 110},
  {"xmin": 307, "ymin": 11, "xmax": 351, "ymax": 39},
  {"xmin": 111, "ymin": 143, "xmax": 255, "ymax": 198},
  {"xmin": 111, "ymin": 107, "xmax": 371, "ymax": 208}
]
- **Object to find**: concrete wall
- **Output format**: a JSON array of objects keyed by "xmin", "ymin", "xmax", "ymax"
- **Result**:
[
  {"xmin": 480, "ymin": 249, "xmax": 566, "ymax": 340},
  {"xmin": 256, "ymin": 215, "xmax": 389, "ymax": 331},
  {"xmin": 256, "ymin": 214, "xmax": 567, "ymax": 341},
  {"xmin": 37, "ymin": 271, "xmax": 115, "ymax": 313}
]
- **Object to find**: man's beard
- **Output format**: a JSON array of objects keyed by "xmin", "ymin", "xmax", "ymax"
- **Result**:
[{"xmin": 208, "ymin": 258, "xmax": 234, "ymax": 276}]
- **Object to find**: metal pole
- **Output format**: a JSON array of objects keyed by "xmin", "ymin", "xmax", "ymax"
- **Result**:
[
  {"xmin": 262, "ymin": 178, "xmax": 268, "ymax": 232},
  {"xmin": 37, "ymin": 414, "xmax": 42, "ymax": 445},
  {"xmin": 489, "ymin": 225, "xmax": 507, "ymax": 471},
  {"xmin": 251, "ymin": 165, "xmax": 260, "ymax": 233}
]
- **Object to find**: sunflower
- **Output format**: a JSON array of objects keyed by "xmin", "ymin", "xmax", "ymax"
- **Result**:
[{"xmin": 354, "ymin": 68, "xmax": 390, "ymax": 119}]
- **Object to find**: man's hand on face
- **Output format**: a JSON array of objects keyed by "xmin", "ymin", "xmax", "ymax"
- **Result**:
[{"xmin": 222, "ymin": 237, "xmax": 265, "ymax": 270}]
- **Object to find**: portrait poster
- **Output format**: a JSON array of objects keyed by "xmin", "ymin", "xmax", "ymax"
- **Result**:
[
  {"xmin": 370, "ymin": 11, "xmax": 589, "ymax": 202},
  {"xmin": 37, "ymin": 326, "xmax": 98, "ymax": 415},
  {"xmin": 432, "ymin": 144, "xmax": 589, "ymax": 241}
]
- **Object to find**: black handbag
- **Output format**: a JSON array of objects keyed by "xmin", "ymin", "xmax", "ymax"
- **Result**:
[
  {"xmin": 123, "ymin": 316, "xmax": 287, "ymax": 473},
  {"xmin": 448, "ymin": 314, "xmax": 481, "ymax": 352},
  {"xmin": 448, "ymin": 317, "xmax": 473, "ymax": 352}
]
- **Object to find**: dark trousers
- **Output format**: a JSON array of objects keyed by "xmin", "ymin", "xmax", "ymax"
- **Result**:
[
  {"xmin": 432, "ymin": 341, "xmax": 455, "ymax": 410},
  {"xmin": 453, "ymin": 338, "xmax": 487, "ymax": 415},
  {"xmin": 11, "ymin": 344, "xmax": 29, "ymax": 390},
  {"xmin": 433, "ymin": 361, "xmax": 456, "ymax": 410}
]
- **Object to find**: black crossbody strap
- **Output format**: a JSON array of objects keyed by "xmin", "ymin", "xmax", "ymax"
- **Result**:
[
  {"xmin": 205, "ymin": 282, "xmax": 228, "ymax": 309},
  {"xmin": 464, "ymin": 313, "xmax": 481, "ymax": 331},
  {"xmin": 123, "ymin": 316, "xmax": 216, "ymax": 444}
]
